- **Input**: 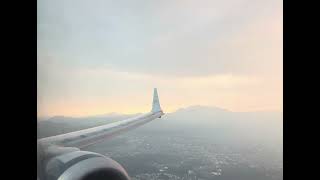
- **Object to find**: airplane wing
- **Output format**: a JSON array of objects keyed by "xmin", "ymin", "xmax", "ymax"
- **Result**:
[
  {"xmin": 38, "ymin": 88, "xmax": 164, "ymax": 149},
  {"xmin": 37, "ymin": 88, "xmax": 164, "ymax": 180}
]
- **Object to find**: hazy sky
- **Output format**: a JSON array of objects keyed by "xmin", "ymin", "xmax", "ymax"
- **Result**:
[{"xmin": 37, "ymin": 0, "xmax": 282, "ymax": 117}]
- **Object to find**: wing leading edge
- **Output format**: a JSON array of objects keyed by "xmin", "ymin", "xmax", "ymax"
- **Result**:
[{"xmin": 38, "ymin": 88, "xmax": 164, "ymax": 149}]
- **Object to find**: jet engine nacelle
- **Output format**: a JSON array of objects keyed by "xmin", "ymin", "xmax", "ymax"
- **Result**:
[{"xmin": 44, "ymin": 150, "xmax": 130, "ymax": 180}]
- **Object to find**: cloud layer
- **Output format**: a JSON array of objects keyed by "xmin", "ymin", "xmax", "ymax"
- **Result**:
[{"xmin": 37, "ymin": 0, "xmax": 282, "ymax": 117}]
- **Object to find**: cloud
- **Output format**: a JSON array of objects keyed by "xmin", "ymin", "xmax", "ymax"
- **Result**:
[
  {"xmin": 38, "ymin": 0, "xmax": 282, "ymax": 77},
  {"xmin": 37, "ymin": 0, "xmax": 282, "ymax": 116}
]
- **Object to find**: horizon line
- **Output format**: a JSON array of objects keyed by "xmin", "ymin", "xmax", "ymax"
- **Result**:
[{"xmin": 37, "ymin": 105, "xmax": 283, "ymax": 120}]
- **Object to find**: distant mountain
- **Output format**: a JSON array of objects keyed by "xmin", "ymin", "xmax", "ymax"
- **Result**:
[
  {"xmin": 165, "ymin": 106, "xmax": 231, "ymax": 123},
  {"xmin": 164, "ymin": 106, "xmax": 282, "ymax": 129},
  {"xmin": 137, "ymin": 106, "xmax": 282, "ymax": 147},
  {"xmin": 38, "ymin": 106, "xmax": 282, "ymax": 147}
]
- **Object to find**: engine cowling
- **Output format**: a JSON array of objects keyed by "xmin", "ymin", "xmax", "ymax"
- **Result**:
[{"xmin": 44, "ymin": 150, "xmax": 130, "ymax": 180}]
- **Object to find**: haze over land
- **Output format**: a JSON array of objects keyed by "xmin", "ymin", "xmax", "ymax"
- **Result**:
[
  {"xmin": 38, "ymin": 105, "xmax": 282, "ymax": 146},
  {"xmin": 38, "ymin": 106, "xmax": 282, "ymax": 180}
]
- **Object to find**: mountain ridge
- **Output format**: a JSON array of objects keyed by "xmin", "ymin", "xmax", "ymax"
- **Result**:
[{"xmin": 38, "ymin": 105, "xmax": 281, "ymax": 121}]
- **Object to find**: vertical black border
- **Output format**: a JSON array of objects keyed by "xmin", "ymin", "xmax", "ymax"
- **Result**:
[
  {"xmin": 283, "ymin": 0, "xmax": 316, "ymax": 179},
  {"xmin": 1, "ymin": 0, "xmax": 37, "ymax": 179}
]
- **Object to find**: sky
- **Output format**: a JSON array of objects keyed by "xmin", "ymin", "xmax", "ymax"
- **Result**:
[{"xmin": 37, "ymin": 0, "xmax": 283, "ymax": 117}]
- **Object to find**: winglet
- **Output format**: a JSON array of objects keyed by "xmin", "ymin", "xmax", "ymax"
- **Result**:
[{"xmin": 151, "ymin": 88, "xmax": 162, "ymax": 113}]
